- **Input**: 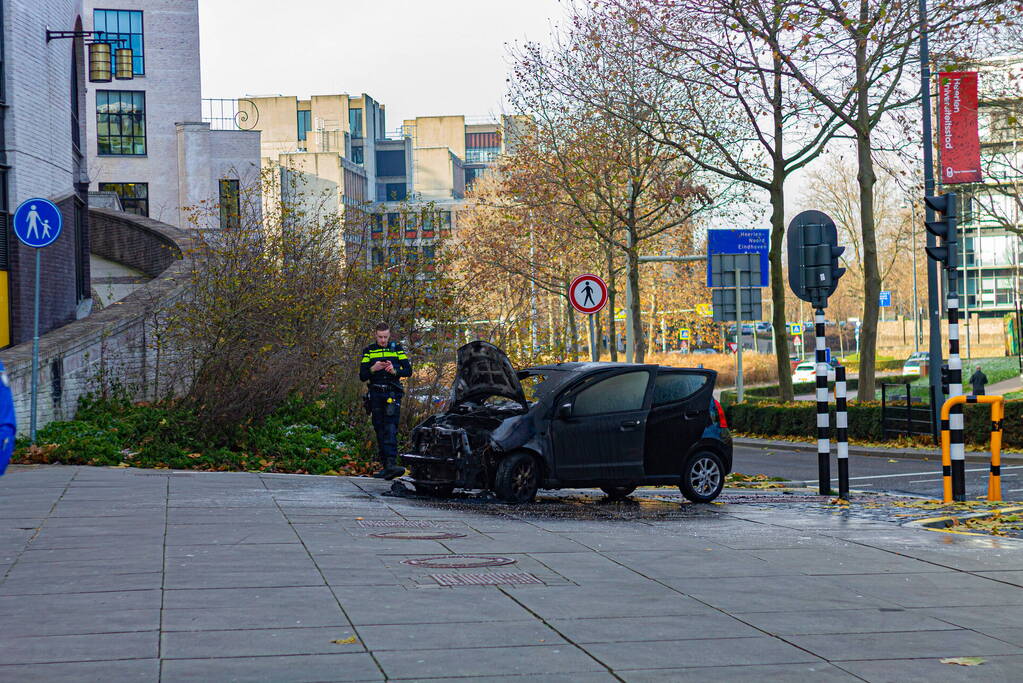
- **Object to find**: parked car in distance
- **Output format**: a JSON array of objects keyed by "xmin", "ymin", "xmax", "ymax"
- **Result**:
[
  {"xmin": 906, "ymin": 351, "xmax": 928, "ymax": 362},
  {"xmin": 403, "ymin": 341, "xmax": 732, "ymax": 504},
  {"xmin": 792, "ymin": 360, "xmax": 837, "ymax": 384},
  {"xmin": 902, "ymin": 359, "xmax": 922, "ymax": 376},
  {"xmin": 691, "ymin": 348, "xmax": 717, "ymax": 355}
]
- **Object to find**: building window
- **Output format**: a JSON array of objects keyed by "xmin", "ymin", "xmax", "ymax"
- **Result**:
[
  {"xmin": 370, "ymin": 213, "xmax": 383, "ymax": 237},
  {"xmin": 385, "ymin": 183, "xmax": 407, "ymax": 201},
  {"xmin": 297, "ymin": 110, "xmax": 311, "ymax": 142},
  {"xmin": 219, "ymin": 179, "xmax": 240, "ymax": 229},
  {"xmin": 351, "ymin": 146, "xmax": 364, "ymax": 164},
  {"xmin": 94, "ymin": 9, "xmax": 145, "ymax": 75},
  {"xmin": 387, "ymin": 212, "xmax": 401, "ymax": 238},
  {"xmin": 99, "ymin": 182, "xmax": 148, "ymax": 216},
  {"xmin": 349, "ymin": 107, "xmax": 363, "ymax": 138},
  {"xmin": 376, "ymin": 149, "xmax": 405, "ymax": 176},
  {"xmin": 97, "ymin": 90, "xmax": 146, "ymax": 155},
  {"xmin": 438, "ymin": 210, "xmax": 452, "ymax": 232},
  {"xmin": 371, "ymin": 247, "xmax": 384, "ymax": 266}
]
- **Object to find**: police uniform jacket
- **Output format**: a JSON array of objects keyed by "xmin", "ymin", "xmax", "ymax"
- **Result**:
[
  {"xmin": 0, "ymin": 361, "xmax": 16, "ymax": 476},
  {"xmin": 359, "ymin": 343, "xmax": 413, "ymax": 394}
]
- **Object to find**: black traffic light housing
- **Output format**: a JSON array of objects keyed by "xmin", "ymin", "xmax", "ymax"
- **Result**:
[
  {"xmin": 940, "ymin": 362, "xmax": 951, "ymax": 396},
  {"xmin": 924, "ymin": 193, "xmax": 958, "ymax": 268},
  {"xmin": 787, "ymin": 210, "xmax": 846, "ymax": 309}
]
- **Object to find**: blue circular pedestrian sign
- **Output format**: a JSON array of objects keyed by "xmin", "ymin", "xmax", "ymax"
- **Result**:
[{"xmin": 13, "ymin": 198, "xmax": 62, "ymax": 248}]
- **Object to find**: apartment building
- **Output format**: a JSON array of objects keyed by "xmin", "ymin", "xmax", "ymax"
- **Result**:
[
  {"xmin": 959, "ymin": 55, "xmax": 1023, "ymax": 320},
  {"xmin": 230, "ymin": 93, "xmax": 519, "ymax": 267},
  {"xmin": 0, "ymin": 0, "xmax": 91, "ymax": 346},
  {"xmin": 82, "ymin": 0, "xmax": 260, "ymax": 229}
]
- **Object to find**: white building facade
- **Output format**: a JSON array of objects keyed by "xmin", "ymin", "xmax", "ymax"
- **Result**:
[{"xmin": 83, "ymin": 0, "xmax": 259, "ymax": 229}]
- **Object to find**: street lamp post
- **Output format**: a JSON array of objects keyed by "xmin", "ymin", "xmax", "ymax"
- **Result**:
[{"xmin": 911, "ymin": 201, "xmax": 920, "ymax": 353}]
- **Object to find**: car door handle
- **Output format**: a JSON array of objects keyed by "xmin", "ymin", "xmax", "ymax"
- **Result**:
[
  {"xmin": 620, "ymin": 420, "xmax": 641, "ymax": 430},
  {"xmin": 684, "ymin": 411, "xmax": 703, "ymax": 419}
]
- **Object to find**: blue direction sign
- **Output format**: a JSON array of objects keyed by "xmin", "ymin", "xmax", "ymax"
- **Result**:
[
  {"xmin": 707, "ymin": 229, "xmax": 770, "ymax": 287},
  {"xmin": 13, "ymin": 198, "xmax": 62, "ymax": 248},
  {"xmin": 879, "ymin": 290, "xmax": 892, "ymax": 307},
  {"xmin": 678, "ymin": 328, "xmax": 691, "ymax": 341}
]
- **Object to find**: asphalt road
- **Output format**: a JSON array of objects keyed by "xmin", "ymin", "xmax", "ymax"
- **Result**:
[{"xmin": 732, "ymin": 443, "xmax": 1023, "ymax": 502}]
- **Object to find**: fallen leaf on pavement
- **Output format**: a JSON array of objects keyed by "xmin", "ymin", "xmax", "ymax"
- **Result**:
[
  {"xmin": 888, "ymin": 459, "xmax": 898, "ymax": 463},
  {"xmin": 331, "ymin": 636, "xmax": 358, "ymax": 645},
  {"xmin": 940, "ymin": 657, "xmax": 985, "ymax": 666}
]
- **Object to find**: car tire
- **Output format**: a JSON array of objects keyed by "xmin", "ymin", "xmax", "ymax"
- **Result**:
[
  {"xmin": 679, "ymin": 451, "xmax": 725, "ymax": 503},
  {"xmin": 494, "ymin": 452, "xmax": 540, "ymax": 504},
  {"xmin": 413, "ymin": 483, "xmax": 454, "ymax": 498},
  {"xmin": 600, "ymin": 485, "xmax": 637, "ymax": 500}
]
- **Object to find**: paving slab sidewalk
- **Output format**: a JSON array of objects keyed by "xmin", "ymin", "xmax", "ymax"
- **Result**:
[{"xmin": 1, "ymin": 465, "xmax": 1022, "ymax": 682}]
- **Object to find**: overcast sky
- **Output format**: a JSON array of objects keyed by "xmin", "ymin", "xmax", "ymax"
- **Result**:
[{"xmin": 198, "ymin": 0, "xmax": 566, "ymax": 131}]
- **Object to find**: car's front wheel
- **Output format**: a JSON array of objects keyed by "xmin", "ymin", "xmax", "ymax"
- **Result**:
[
  {"xmin": 600, "ymin": 485, "xmax": 637, "ymax": 500},
  {"xmin": 679, "ymin": 451, "xmax": 724, "ymax": 503},
  {"xmin": 494, "ymin": 452, "xmax": 540, "ymax": 504}
]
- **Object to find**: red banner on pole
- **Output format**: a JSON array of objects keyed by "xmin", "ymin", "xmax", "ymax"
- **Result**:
[{"xmin": 937, "ymin": 71, "xmax": 981, "ymax": 184}]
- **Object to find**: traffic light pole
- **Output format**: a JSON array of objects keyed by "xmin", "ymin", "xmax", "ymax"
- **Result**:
[
  {"xmin": 946, "ymin": 252, "xmax": 966, "ymax": 501},
  {"xmin": 815, "ymin": 308, "xmax": 831, "ymax": 496},
  {"xmin": 735, "ymin": 265, "xmax": 744, "ymax": 404},
  {"xmin": 919, "ymin": 0, "xmax": 945, "ymax": 442}
]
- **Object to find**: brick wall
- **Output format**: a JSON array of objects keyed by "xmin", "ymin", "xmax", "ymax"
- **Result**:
[{"xmin": 0, "ymin": 209, "xmax": 194, "ymax": 434}]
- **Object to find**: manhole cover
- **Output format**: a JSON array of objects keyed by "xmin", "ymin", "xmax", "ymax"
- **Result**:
[
  {"xmin": 369, "ymin": 531, "xmax": 466, "ymax": 540},
  {"xmin": 431, "ymin": 572, "xmax": 543, "ymax": 586},
  {"xmin": 402, "ymin": 555, "xmax": 516, "ymax": 569},
  {"xmin": 358, "ymin": 520, "xmax": 438, "ymax": 529}
]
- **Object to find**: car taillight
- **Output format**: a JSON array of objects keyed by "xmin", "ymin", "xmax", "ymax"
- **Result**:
[{"xmin": 714, "ymin": 398, "xmax": 728, "ymax": 429}]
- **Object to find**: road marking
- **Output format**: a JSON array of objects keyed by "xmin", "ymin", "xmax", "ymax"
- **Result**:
[
  {"xmin": 807, "ymin": 465, "xmax": 1023, "ymax": 484},
  {"xmin": 909, "ymin": 478, "xmax": 945, "ymax": 484}
]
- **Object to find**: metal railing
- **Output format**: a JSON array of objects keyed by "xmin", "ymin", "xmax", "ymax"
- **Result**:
[{"xmin": 202, "ymin": 98, "xmax": 259, "ymax": 131}]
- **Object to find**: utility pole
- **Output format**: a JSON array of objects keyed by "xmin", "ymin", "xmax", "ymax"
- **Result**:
[
  {"xmin": 911, "ymin": 201, "xmax": 920, "ymax": 352},
  {"xmin": 624, "ymin": 179, "xmax": 636, "ymax": 363},
  {"xmin": 920, "ymin": 0, "xmax": 945, "ymax": 438}
]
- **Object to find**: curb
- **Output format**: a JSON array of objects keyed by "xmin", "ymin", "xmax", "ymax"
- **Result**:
[{"xmin": 734, "ymin": 437, "xmax": 1023, "ymax": 464}]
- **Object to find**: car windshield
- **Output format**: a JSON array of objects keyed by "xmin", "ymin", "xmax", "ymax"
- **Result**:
[{"xmin": 519, "ymin": 370, "xmax": 566, "ymax": 403}]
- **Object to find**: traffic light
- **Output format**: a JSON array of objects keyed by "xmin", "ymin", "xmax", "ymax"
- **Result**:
[
  {"xmin": 787, "ymin": 210, "xmax": 846, "ymax": 309},
  {"xmin": 924, "ymin": 193, "xmax": 958, "ymax": 268},
  {"xmin": 941, "ymin": 363, "xmax": 951, "ymax": 396}
]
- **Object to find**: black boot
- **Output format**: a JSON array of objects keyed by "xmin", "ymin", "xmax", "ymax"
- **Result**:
[
  {"xmin": 383, "ymin": 458, "xmax": 405, "ymax": 480},
  {"xmin": 372, "ymin": 461, "xmax": 388, "ymax": 478}
]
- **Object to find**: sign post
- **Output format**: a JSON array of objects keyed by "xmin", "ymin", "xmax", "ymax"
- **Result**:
[
  {"xmin": 569, "ymin": 274, "xmax": 609, "ymax": 362},
  {"xmin": 13, "ymin": 198, "xmax": 63, "ymax": 443}
]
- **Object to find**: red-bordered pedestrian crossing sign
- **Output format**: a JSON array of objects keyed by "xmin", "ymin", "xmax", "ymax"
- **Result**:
[{"xmin": 569, "ymin": 274, "xmax": 608, "ymax": 315}]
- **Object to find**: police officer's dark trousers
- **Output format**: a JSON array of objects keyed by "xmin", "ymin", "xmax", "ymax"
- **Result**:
[{"xmin": 369, "ymin": 386, "xmax": 400, "ymax": 468}]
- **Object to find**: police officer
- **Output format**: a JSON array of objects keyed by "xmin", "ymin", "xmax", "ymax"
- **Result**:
[
  {"xmin": 360, "ymin": 322, "xmax": 412, "ymax": 479},
  {"xmin": 0, "ymin": 361, "xmax": 16, "ymax": 476}
]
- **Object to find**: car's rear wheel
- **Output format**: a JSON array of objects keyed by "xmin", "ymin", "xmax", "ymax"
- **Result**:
[
  {"xmin": 494, "ymin": 452, "xmax": 540, "ymax": 504},
  {"xmin": 679, "ymin": 451, "xmax": 724, "ymax": 503},
  {"xmin": 413, "ymin": 483, "xmax": 455, "ymax": 498},
  {"xmin": 600, "ymin": 485, "xmax": 637, "ymax": 500}
]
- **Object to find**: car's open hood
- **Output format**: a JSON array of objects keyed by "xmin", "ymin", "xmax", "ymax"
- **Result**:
[{"xmin": 452, "ymin": 342, "xmax": 528, "ymax": 408}]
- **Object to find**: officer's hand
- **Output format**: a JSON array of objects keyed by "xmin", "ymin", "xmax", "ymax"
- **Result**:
[
  {"xmin": 384, "ymin": 361, "xmax": 396, "ymax": 374},
  {"xmin": 371, "ymin": 361, "xmax": 388, "ymax": 372}
]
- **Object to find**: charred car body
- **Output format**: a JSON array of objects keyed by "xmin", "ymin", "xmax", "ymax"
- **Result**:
[{"xmin": 403, "ymin": 342, "xmax": 732, "ymax": 503}]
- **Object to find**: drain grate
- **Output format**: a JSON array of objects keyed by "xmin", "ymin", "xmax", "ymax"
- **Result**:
[
  {"xmin": 369, "ymin": 531, "xmax": 466, "ymax": 540},
  {"xmin": 431, "ymin": 572, "xmax": 543, "ymax": 587},
  {"xmin": 357, "ymin": 520, "xmax": 438, "ymax": 529},
  {"xmin": 402, "ymin": 555, "xmax": 516, "ymax": 569}
]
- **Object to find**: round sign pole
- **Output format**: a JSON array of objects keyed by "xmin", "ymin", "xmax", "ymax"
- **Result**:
[{"xmin": 13, "ymin": 198, "xmax": 63, "ymax": 444}]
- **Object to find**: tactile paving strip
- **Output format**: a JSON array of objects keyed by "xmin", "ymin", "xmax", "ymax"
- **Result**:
[
  {"xmin": 357, "ymin": 520, "xmax": 438, "ymax": 528},
  {"xmin": 431, "ymin": 572, "xmax": 543, "ymax": 586}
]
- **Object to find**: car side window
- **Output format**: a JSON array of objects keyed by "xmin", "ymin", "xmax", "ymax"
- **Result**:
[
  {"xmin": 652, "ymin": 372, "xmax": 708, "ymax": 406},
  {"xmin": 572, "ymin": 371, "xmax": 649, "ymax": 416}
]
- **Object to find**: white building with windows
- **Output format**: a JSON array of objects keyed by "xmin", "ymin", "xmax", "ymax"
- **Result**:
[
  {"xmin": 960, "ymin": 55, "xmax": 1023, "ymax": 320},
  {"xmin": 83, "ymin": 0, "xmax": 259, "ymax": 229}
]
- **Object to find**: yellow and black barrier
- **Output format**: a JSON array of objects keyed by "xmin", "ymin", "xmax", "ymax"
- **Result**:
[{"xmin": 940, "ymin": 395, "xmax": 1004, "ymax": 503}]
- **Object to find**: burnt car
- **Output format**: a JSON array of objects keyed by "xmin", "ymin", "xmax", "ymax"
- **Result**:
[{"xmin": 402, "ymin": 341, "xmax": 731, "ymax": 504}]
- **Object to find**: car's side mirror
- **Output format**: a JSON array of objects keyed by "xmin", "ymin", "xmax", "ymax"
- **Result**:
[{"xmin": 557, "ymin": 402, "xmax": 573, "ymax": 419}]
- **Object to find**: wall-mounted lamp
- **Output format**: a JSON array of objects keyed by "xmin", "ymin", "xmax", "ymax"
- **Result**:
[{"xmin": 46, "ymin": 29, "xmax": 133, "ymax": 83}]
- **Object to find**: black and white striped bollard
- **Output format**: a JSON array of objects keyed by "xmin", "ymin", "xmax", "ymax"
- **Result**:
[
  {"xmin": 947, "ymin": 284, "xmax": 966, "ymax": 501},
  {"xmin": 815, "ymin": 309, "xmax": 830, "ymax": 496},
  {"xmin": 835, "ymin": 365, "xmax": 849, "ymax": 499}
]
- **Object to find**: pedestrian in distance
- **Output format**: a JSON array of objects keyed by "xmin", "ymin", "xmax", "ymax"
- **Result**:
[
  {"xmin": 0, "ymin": 361, "xmax": 16, "ymax": 476},
  {"xmin": 359, "ymin": 322, "xmax": 412, "ymax": 480},
  {"xmin": 970, "ymin": 365, "xmax": 988, "ymax": 396}
]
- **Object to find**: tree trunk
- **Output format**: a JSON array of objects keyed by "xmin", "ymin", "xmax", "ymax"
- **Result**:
[
  {"xmin": 854, "ymin": 25, "xmax": 880, "ymax": 401},
  {"xmin": 628, "ymin": 244, "xmax": 645, "ymax": 363},
  {"xmin": 606, "ymin": 247, "xmax": 618, "ymax": 362},
  {"xmin": 769, "ymin": 181, "xmax": 793, "ymax": 401},
  {"xmin": 565, "ymin": 290, "xmax": 579, "ymax": 362}
]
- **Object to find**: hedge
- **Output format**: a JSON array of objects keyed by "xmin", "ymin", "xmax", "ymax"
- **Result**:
[
  {"xmin": 726, "ymin": 399, "xmax": 1023, "ymax": 449},
  {"xmin": 720, "ymin": 378, "xmax": 861, "ymax": 405}
]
